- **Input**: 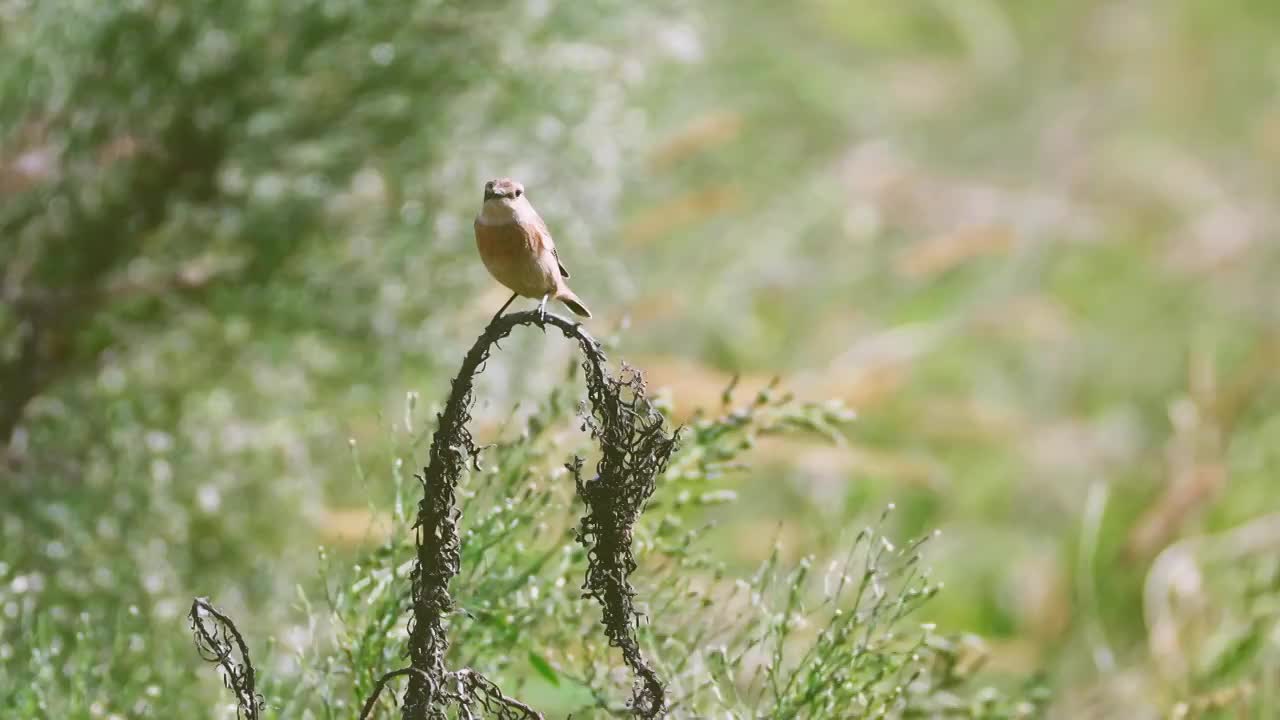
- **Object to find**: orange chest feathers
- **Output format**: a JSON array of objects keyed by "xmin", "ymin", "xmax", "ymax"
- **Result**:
[{"xmin": 474, "ymin": 219, "xmax": 556, "ymax": 297}]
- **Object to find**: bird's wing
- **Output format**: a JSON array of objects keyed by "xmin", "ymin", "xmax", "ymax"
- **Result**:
[
  {"xmin": 553, "ymin": 248, "xmax": 569, "ymax": 279},
  {"xmin": 532, "ymin": 213, "xmax": 570, "ymax": 278}
]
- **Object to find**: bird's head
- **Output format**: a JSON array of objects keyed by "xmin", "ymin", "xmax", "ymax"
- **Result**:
[
  {"xmin": 483, "ymin": 177, "xmax": 526, "ymax": 205},
  {"xmin": 479, "ymin": 177, "xmax": 534, "ymax": 224}
]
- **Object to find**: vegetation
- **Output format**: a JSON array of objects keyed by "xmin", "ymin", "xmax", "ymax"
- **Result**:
[{"xmin": 3, "ymin": 0, "xmax": 1278, "ymax": 717}]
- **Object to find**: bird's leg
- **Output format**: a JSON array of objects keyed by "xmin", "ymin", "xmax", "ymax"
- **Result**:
[
  {"xmin": 488, "ymin": 292, "xmax": 518, "ymax": 328},
  {"xmin": 538, "ymin": 294, "xmax": 549, "ymax": 325}
]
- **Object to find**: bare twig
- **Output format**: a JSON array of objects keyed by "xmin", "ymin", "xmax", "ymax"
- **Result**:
[
  {"xmin": 359, "ymin": 668, "xmax": 433, "ymax": 720},
  {"xmin": 188, "ymin": 598, "xmax": 264, "ymax": 720}
]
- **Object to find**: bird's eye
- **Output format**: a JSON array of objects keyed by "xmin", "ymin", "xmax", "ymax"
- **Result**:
[{"xmin": 514, "ymin": 188, "xmax": 523, "ymax": 197}]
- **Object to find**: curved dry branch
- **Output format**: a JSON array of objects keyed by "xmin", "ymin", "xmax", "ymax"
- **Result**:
[
  {"xmin": 188, "ymin": 309, "xmax": 678, "ymax": 719},
  {"xmin": 402, "ymin": 310, "xmax": 679, "ymax": 719},
  {"xmin": 359, "ymin": 668, "xmax": 433, "ymax": 720},
  {"xmin": 570, "ymin": 361, "xmax": 677, "ymax": 716},
  {"xmin": 188, "ymin": 597, "xmax": 264, "ymax": 720}
]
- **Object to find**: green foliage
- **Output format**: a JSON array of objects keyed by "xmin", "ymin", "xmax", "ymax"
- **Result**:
[
  {"xmin": 4, "ymin": 0, "xmax": 1280, "ymax": 717},
  {"xmin": 221, "ymin": 373, "xmax": 1043, "ymax": 718}
]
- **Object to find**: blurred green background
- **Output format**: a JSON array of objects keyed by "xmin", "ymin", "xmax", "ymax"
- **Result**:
[{"xmin": 3, "ymin": 0, "xmax": 1280, "ymax": 717}]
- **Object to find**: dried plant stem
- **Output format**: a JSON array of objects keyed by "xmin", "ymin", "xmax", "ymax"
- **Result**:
[
  {"xmin": 188, "ymin": 597, "xmax": 263, "ymax": 720},
  {"xmin": 189, "ymin": 310, "xmax": 678, "ymax": 719},
  {"xmin": 359, "ymin": 668, "xmax": 431, "ymax": 720},
  {"xmin": 402, "ymin": 309, "xmax": 678, "ymax": 719}
]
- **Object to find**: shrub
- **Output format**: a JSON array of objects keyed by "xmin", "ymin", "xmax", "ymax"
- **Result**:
[{"xmin": 185, "ymin": 312, "xmax": 1046, "ymax": 718}]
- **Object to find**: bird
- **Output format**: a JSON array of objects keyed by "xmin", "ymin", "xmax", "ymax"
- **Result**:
[{"xmin": 473, "ymin": 176, "xmax": 592, "ymax": 324}]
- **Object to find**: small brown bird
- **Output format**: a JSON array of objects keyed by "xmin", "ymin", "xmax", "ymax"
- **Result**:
[{"xmin": 474, "ymin": 177, "xmax": 592, "ymax": 323}]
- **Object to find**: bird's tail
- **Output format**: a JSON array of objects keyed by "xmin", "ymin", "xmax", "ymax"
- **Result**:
[{"xmin": 556, "ymin": 288, "xmax": 592, "ymax": 318}]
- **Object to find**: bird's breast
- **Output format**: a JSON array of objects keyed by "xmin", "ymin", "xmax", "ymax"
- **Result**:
[{"xmin": 474, "ymin": 219, "xmax": 557, "ymax": 297}]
